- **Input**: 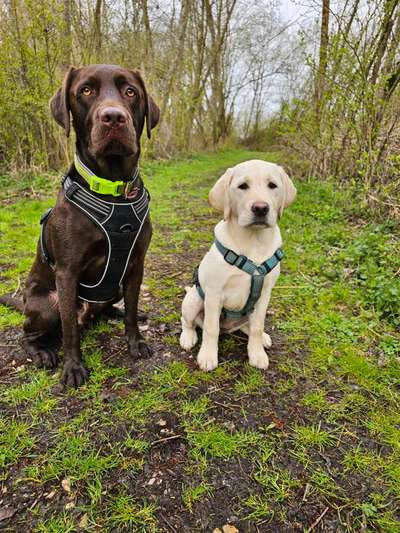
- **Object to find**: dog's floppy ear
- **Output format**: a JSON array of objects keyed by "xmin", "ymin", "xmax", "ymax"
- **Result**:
[
  {"xmin": 132, "ymin": 70, "xmax": 160, "ymax": 139},
  {"xmin": 209, "ymin": 168, "xmax": 234, "ymax": 220},
  {"xmin": 49, "ymin": 66, "xmax": 77, "ymax": 137},
  {"xmin": 146, "ymin": 94, "xmax": 160, "ymax": 139},
  {"xmin": 278, "ymin": 166, "xmax": 296, "ymax": 217}
]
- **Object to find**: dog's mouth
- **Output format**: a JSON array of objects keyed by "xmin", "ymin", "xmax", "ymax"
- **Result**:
[
  {"xmin": 250, "ymin": 218, "xmax": 270, "ymax": 227},
  {"xmin": 90, "ymin": 127, "xmax": 136, "ymax": 157}
]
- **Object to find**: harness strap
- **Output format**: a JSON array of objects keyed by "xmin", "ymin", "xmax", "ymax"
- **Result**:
[
  {"xmin": 40, "ymin": 208, "xmax": 54, "ymax": 269},
  {"xmin": 195, "ymin": 238, "xmax": 283, "ymax": 319},
  {"xmin": 214, "ymin": 239, "xmax": 284, "ymax": 276}
]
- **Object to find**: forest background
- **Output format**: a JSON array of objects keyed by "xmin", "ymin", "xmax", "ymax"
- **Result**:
[{"xmin": 0, "ymin": 0, "xmax": 399, "ymax": 210}]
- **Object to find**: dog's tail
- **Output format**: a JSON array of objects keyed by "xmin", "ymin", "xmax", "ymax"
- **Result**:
[{"xmin": 0, "ymin": 293, "xmax": 24, "ymax": 312}]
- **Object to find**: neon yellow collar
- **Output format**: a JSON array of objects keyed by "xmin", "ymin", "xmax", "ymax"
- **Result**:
[{"xmin": 74, "ymin": 153, "xmax": 139, "ymax": 197}]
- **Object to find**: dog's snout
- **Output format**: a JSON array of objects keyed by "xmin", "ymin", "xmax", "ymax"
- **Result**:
[
  {"xmin": 251, "ymin": 202, "xmax": 269, "ymax": 217},
  {"xmin": 99, "ymin": 107, "xmax": 127, "ymax": 127}
]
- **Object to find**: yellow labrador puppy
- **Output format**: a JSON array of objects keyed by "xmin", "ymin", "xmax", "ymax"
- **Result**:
[{"xmin": 180, "ymin": 160, "xmax": 296, "ymax": 371}]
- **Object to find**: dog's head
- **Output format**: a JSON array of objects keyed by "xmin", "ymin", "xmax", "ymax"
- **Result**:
[
  {"xmin": 209, "ymin": 160, "xmax": 296, "ymax": 228},
  {"xmin": 50, "ymin": 64, "xmax": 159, "ymax": 159}
]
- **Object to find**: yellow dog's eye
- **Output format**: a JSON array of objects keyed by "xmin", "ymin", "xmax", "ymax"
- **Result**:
[
  {"xmin": 126, "ymin": 87, "xmax": 136, "ymax": 97},
  {"xmin": 81, "ymin": 86, "xmax": 92, "ymax": 96}
]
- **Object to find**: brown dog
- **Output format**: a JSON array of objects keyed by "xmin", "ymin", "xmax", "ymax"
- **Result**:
[{"xmin": 0, "ymin": 64, "xmax": 159, "ymax": 387}]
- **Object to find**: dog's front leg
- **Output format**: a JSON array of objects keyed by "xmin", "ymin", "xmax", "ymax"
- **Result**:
[
  {"xmin": 247, "ymin": 284, "xmax": 272, "ymax": 370},
  {"xmin": 123, "ymin": 257, "xmax": 152, "ymax": 360},
  {"xmin": 56, "ymin": 270, "xmax": 89, "ymax": 387},
  {"xmin": 197, "ymin": 291, "xmax": 222, "ymax": 371}
]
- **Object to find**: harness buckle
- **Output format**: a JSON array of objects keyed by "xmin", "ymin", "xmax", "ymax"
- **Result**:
[
  {"xmin": 116, "ymin": 183, "xmax": 125, "ymax": 195},
  {"xmin": 237, "ymin": 256, "xmax": 248, "ymax": 269},
  {"xmin": 224, "ymin": 249, "xmax": 239, "ymax": 265},
  {"xmin": 262, "ymin": 265, "xmax": 271, "ymax": 275},
  {"xmin": 65, "ymin": 182, "xmax": 80, "ymax": 200}
]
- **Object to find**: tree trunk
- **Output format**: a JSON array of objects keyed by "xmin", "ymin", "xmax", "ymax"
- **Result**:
[{"xmin": 315, "ymin": 0, "xmax": 330, "ymax": 105}]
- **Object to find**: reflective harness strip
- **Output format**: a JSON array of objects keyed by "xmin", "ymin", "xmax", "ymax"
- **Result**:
[
  {"xmin": 40, "ymin": 175, "xmax": 150, "ymax": 304},
  {"xmin": 194, "ymin": 239, "xmax": 283, "ymax": 320}
]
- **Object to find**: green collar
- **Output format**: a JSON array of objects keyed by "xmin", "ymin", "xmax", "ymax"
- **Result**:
[{"xmin": 74, "ymin": 153, "xmax": 139, "ymax": 197}]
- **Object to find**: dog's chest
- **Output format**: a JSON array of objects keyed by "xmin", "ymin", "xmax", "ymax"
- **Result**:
[{"xmin": 222, "ymin": 272, "xmax": 254, "ymax": 310}]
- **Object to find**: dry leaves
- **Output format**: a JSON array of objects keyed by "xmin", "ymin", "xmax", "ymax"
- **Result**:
[
  {"xmin": 61, "ymin": 477, "xmax": 72, "ymax": 493},
  {"xmin": 213, "ymin": 525, "xmax": 239, "ymax": 533},
  {"xmin": 0, "ymin": 507, "xmax": 16, "ymax": 522}
]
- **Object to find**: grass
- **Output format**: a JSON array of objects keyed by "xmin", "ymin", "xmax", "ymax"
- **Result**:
[
  {"xmin": 106, "ymin": 492, "xmax": 157, "ymax": 532},
  {"xmin": 0, "ymin": 148, "xmax": 399, "ymax": 531},
  {"xmin": 182, "ymin": 482, "xmax": 213, "ymax": 512}
]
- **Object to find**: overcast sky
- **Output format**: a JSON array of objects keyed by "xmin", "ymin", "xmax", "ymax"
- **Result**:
[{"xmin": 281, "ymin": 0, "xmax": 317, "ymax": 26}]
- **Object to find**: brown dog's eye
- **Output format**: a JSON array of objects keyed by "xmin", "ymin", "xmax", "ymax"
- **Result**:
[
  {"xmin": 238, "ymin": 183, "xmax": 249, "ymax": 190},
  {"xmin": 81, "ymin": 86, "xmax": 92, "ymax": 96},
  {"xmin": 268, "ymin": 182, "xmax": 277, "ymax": 189},
  {"xmin": 126, "ymin": 87, "xmax": 136, "ymax": 97}
]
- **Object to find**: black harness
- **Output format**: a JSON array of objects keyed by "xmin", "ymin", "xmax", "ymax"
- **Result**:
[{"xmin": 40, "ymin": 175, "xmax": 150, "ymax": 303}]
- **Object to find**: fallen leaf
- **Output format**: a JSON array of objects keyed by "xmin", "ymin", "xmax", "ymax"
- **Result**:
[
  {"xmin": 65, "ymin": 501, "xmax": 75, "ymax": 510},
  {"xmin": 266, "ymin": 412, "xmax": 284, "ymax": 429},
  {"xmin": 79, "ymin": 513, "xmax": 89, "ymax": 528},
  {"xmin": 61, "ymin": 478, "xmax": 71, "ymax": 493},
  {"xmin": 157, "ymin": 418, "xmax": 167, "ymax": 427},
  {"xmin": 45, "ymin": 490, "xmax": 56, "ymax": 499},
  {"xmin": 213, "ymin": 529, "xmax": 222, "ymax": 533},
  {"xmin": 222, "ymin": 525, "xmax": 239, "ymax": 533},
  {"xmin": 0, "ymin": 507, "xmax": 16, "ymax": 521}
]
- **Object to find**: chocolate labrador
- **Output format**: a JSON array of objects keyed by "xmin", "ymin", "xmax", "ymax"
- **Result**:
[{"xmin": 0, "ymin": 64, "xmax": 160, "ymax": 387}]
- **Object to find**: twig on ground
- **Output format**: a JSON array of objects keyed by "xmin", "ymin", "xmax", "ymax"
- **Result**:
[
  {"xmin": 302, "ymin": 483, "xmax": 311, "ymax": 501},
  {"xmin": 150, "ymin": 435, "xmax": 182, "ymax": 446},
  {"xmin": 0, "ymin": 344, "xmax": 18, "ymax": 347},
  {"xmin": 307, "ymin": 506, "xmax": 330, "ymax": 531},
  {"xmin": 160, "ymin": 513, "xmax": 177, "ymax": 532},
  {"xmin": 169, "ymin": 271, "xmax": 184, "ymax": 279},
  {"xmin": 12, "ymin": 277, "xmax": 21, "ymax": 297},
  {"xmin": 213, "ymin": 400, "xmax": 242, "ymax": 409}
]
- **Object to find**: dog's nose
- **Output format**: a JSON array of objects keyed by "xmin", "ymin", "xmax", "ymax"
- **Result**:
[
  {"xmin": 99, "ymin": 107, "xmax": 127, "ymax": 127},
  {"xmin": 251, "ymin": 202, "xmax": 269, "ymax": 217}
]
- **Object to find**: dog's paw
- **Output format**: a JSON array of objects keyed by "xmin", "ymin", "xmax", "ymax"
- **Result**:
[
  {"xmin": 128, "ymin": 339, "xmax": 152, "ymax": 360},
  {"xmin": 262, "ymin": 332, "xmax": 272, "ymax": 349},
  {"xmin": 197, "ymin": 348, "xmax": 218, "ymax": 371},
  {"xmin": 32, "ymin": 348, "xmax": 59, "ymax": 369},
  {"xmin": 180, "ymin": 328, "xmax": 198, "ymax": 350},
  {"xmin": 61, "ymin": 360, "xmax": 89, "ymax": 388},
  {"xmin": 248, "ymin": 348, "xmax": 269, "ymax": 370}
]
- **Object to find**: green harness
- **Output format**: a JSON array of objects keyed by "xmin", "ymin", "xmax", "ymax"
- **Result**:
[{"xmin": 194, "ymin": 238, "xmax": 283, "ymax": 320}]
